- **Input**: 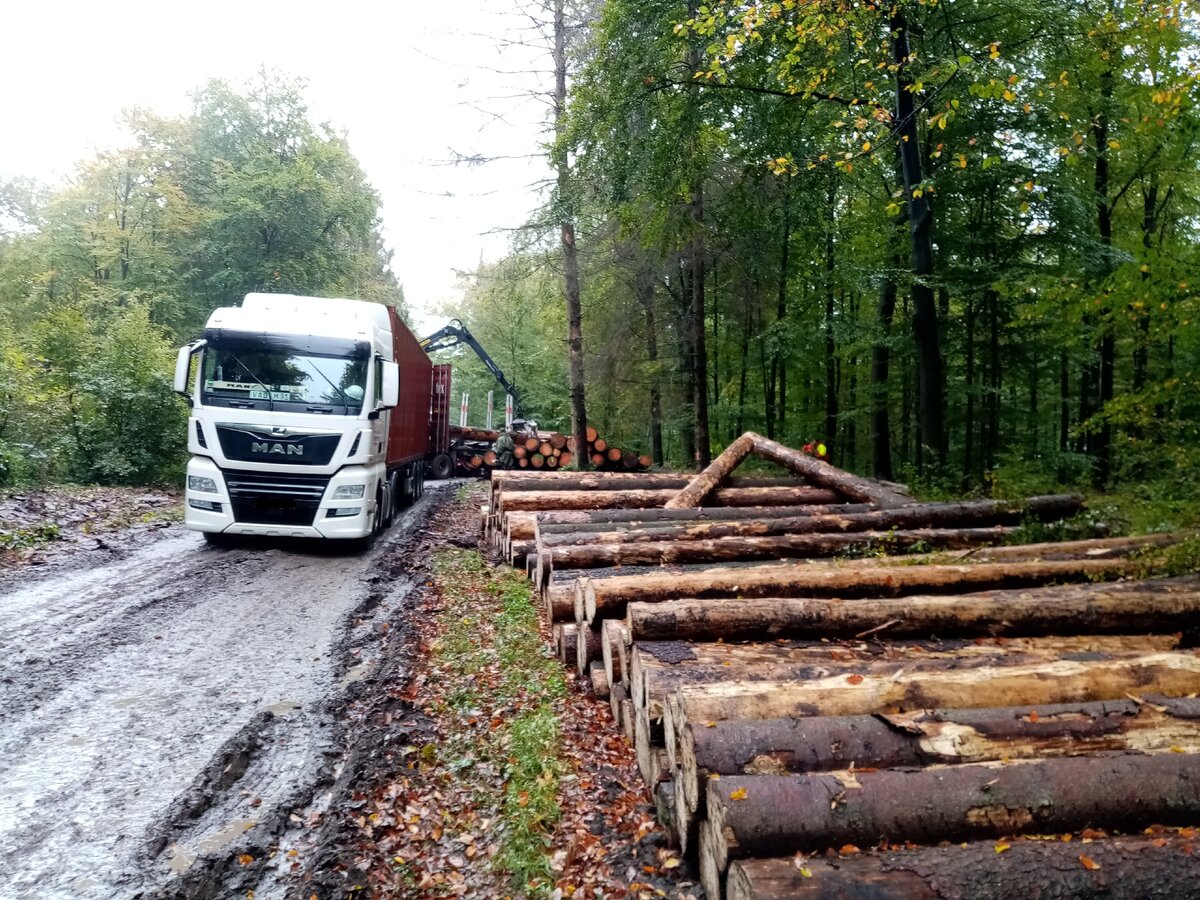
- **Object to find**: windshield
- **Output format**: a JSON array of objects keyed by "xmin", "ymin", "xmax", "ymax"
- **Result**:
[{"xmin": 200, "ymin": 338, "xmax": 368, "ymax": 415}]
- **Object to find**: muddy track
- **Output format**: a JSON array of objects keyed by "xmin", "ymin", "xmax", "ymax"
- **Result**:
[{"xmin": 0, "ymin": 481, "xmax": 460, "ymax": 899}]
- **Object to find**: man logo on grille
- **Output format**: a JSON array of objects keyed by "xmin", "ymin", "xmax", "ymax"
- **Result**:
[{"xmin": 251, "ymin": 442, "xmax": 304, "ymax": 456}]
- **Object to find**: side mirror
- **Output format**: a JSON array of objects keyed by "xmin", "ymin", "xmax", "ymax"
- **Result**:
[
  {"xmin": 174, "ymin": 340, "xmax": 206, "ymax": 403},
  {"xmin": 381, "ymin": 361, "xmax": 400, "ymax": 409}
]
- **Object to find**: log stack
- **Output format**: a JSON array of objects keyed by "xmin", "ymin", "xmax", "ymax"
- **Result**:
[
  {"xmin": 487, "ymin": 434, "xmax": 1200, "ymax": 898},
  {"xmin": 449, "ymin": 423, "xmax": 650, "ymax": 475}
]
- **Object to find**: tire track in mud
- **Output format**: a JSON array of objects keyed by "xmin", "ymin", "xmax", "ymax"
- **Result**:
[{"xmin": 0, "ymin": 483, "xmax": 454, "ymax": 900}]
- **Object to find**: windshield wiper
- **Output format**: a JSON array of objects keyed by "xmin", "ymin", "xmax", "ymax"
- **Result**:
[
  {"xmin": 300, "ymin": 358, "xmax": 352, "ymax": 413},
  {"xmin": 229, "ymin": 353, "xmax": 275, "ymax": 411}
]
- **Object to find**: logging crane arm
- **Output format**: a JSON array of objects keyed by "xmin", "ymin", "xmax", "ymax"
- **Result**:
[{"xmin": 420, "ymin": 319, "xmax": 523, "ymax": 417}]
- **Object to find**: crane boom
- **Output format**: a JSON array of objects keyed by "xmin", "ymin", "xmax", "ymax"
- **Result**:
[{"xmin": 420, "ymin": 319, "xmax": 523, "ymax": 417}]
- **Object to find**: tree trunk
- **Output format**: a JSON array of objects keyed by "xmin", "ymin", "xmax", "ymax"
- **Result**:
[
  {"xmin": 553, "ymin": 0, "xmax": 589, "ymax": 472},
  {"xmin": 585, "ymin": 555, "xmax": 1149, "ymax": 621},
  {"xmin": 664, "ymin": 434, "xmax": 755, "ymax": 507},
  {"xmin": 672, "ymin": 652, "xmax": 1200, "ymax": 733},
  {"xmin": 746, "ymin": 433, "xmax": 910, "ymax": 506},
  {"xmin": 704, "ymin": 755, "xmax": 1200, "ymax": 867},
  {"xmin": 892, "ymin": 7, "xmax": 945, "ymax": 469},
  {"xmin": 824, "ymin": 176, "xmax": 839, "ymax": 450},
  {"xmin": 546, "ymin": 527, "xmax": 1011, "ymax": 571},
  {"xmin": 724, "ymin": 835, "xmax": 1200, "ymax": 900},
  {"xmin": 871, "ymin": 251, "xmax": 898, "ymax": 481},
  {"xmin": 625, "ymin": 573, "xmax": 1200, "ymax": 641},
  {"xmin": 772, "ymin": 176, "xmax": 792, "ymax": 438}
]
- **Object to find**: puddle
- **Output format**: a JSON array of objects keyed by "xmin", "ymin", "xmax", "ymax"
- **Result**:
[
  {"xmin": 266, "ymin": 700, "xmax": 302, "ymax": 715},
  {"xmin": 168, "ymin": 845, "xmax": 197, "ymax": 875},
  {"xmin": 167, "ymin": 819, "xmax": 256, "ymax": 875}
]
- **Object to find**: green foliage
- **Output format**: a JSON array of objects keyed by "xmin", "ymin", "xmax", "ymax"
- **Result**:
[{"xmin": 0, "ymin": 71, "xmax": 400, "ymax": 487}]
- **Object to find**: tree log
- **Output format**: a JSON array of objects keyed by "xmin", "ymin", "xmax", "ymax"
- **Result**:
[
  {"xmin": 724, "ymin": 836, "xmax": 1200, "ymax": 900},
  {"xmin": 665, "ymin": 434, "xmax": 756, "ymax": 508},
  {"xmin": 498, "ymin": 486, "xmax": 840, "ymax": 514},
  {"xmin": 670, "ymin": 652, "xmax": 1200, "ymax": 736},
  {"xmin": 601, "ymin": 618, "xmax": 628, "ymax": 688},
  {"xmin": 545, "ymin": 527, "xmax": 1012, "ymax": 572},
  {"xmin": 747, "ymin": 432, "xmax": 911, "ymax": 507},
  {"xmin": 586, "ymin": 557, "xmax": 1141, "ymax": 622},
  {"xmin": 535, "ymin": 495, "xmax": 1085, "ymax": 548},
  {"xmin": 704, "ymin": 755, "xmax": 1200, "ymax": 873},
  {"xmin": 631, "ymin": 635, "xmax": 1180, "ymax": 717},
  {"xmin": 609, "ymin": 680, "xmax": 627, "ymax": 722},
  {"xmin": 680, "ymin": 699, "xmax": 1200, "ymax": 815},
  {"xmin": 625, "ymin": 575, "xmax": 1200, "ymax": 641},
  {"xmin": 450, "ymin": 424, "xmax": 501, "ymax": 442},
  {"xmin": 589, "ymin": 661, "xmax": 610, "ymax": 698},
  {"xmin": 554, "ymin": 622, "xmax": 577, "ymax": 669},
  {"xmin": 575, "ymin": 622, "xmax": 603, "ymax": 677}
]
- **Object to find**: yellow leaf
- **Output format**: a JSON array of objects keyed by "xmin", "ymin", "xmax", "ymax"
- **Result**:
[
  {"xmin": 1108, "ymin": 140, "xmax": 1121, "ymax": 150},
  {"xmin": 1024, "ymin": 181, "xmax": 1034, "ymax": 191},
  {"xmin": 662, "ymin": 857, "xmax": 682, "ymax": 869},
  {"xmin": 1079, "ymin": 854, "xmax": 1101, "ymax": 870},
  {"xmin": 994, "ymin": 843, "xmax": 1011, "ymax": 854},
  {"xmin": 958, "ymin": 155, "xmax": 967, "ymax": 168},
  {"xmin": 730, "ymin": 787, "xmax": 749, "ymax": 800},
  {"xmin": 1003, "ymin": 89, "xmax": 1016, "ymax": 102},
  {"xmin": 799, "ymin": 866, "xmax": 813, "ymax": 877},
  {"xmin": 862, "ymin": 141, "xmax": 872, "ymax": 152},
  {"xmin": 912, "ymin": 188, "xmax": 923, "ymax": 199}
]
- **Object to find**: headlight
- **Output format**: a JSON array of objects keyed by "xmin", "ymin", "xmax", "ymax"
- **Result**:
[
  {"xmin": 188, "ymin": 475, "xmax": 219, "ymax": 494},
  {"xmin": 332, "ymin": 484, "xmax": 366, "ymax": 500}
]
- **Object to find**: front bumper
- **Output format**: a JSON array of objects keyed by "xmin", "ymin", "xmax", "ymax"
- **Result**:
[{"xmin": 183, "ymin": 457, "xmax": 376, "ymax": 539}]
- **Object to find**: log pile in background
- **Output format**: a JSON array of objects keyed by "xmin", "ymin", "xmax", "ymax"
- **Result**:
[
  {"xmin": 482, "ymin": 433, "xmax": 1200, "ymax": 898},
  {"xmin": 449, "ymin": 423, "xmax": 650, "ymax": 475}
]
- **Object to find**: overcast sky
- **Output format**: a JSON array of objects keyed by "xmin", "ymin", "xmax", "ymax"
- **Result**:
[{"xmin": 0, "ymin": 0, "xmax": 555, "ymax": 332}]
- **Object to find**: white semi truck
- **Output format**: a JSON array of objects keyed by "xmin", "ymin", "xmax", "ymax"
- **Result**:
[{"xmin": 173, "ymin": 294, "xmax": 451, "ymax": 543}]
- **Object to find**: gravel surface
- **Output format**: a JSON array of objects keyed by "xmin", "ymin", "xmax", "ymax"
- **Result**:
[{"xmin": 0, "ymin": 483, "xmax": 451, "ymax": 899}]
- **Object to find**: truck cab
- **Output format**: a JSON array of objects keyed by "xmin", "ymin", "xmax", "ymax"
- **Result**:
[{"xmin": 175, "ymin": 293, "xmax": 429, "ymax": 541}]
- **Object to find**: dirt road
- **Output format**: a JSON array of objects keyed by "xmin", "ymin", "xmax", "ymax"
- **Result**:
[{"xmin": 0, "ymin": 484, "xmax": 447, "ymax": 899}]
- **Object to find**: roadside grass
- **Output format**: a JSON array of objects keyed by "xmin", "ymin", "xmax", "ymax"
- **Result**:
[{"xmin": 431, "ymin": 548, "xmax": 568, "ymax": 894}]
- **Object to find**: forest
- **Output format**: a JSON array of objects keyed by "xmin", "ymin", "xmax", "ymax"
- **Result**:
[
  {"xmin": 2, "ymin": 1, "xmax": 1198, "ymax": 523},
  {"xmin": 0, "ymin": 75, "xmax": 403, "ymax": 485}
]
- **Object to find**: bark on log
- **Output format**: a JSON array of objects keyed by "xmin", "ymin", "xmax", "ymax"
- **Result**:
[
  {"xmin": 704, "ymin": 755, "xmax": 1200, "ymax": 869},
  {"xmin": 505, "ymin": 504, "xmax": 882, "ymax": 543},
  {"xmin": 587, "ymin": 557, "xmax": 1141, "ymax": 622},
  {"xmin": 725, "ymin": 837, "xmax": 1200, "ymax": 900},
  {"xmin": 669, "ymin": 652, "xmax": 1200, "ymax": 734},
  {"xmin": 589, "ymin": 661, "xmax": 610, "ymax": 698},
  {"xmin": 631, "ymin": 635, "xmax": 1180, "ymax": 717},
  {"xmin": 498, "ymin": 486, "xmax": 840, "ymax": 513},
  {"xmin": 624, "ymin": 578, "xmax": 1200, "ymax": 643},
  {"xmin": 620, "ymin": 698, "xmax": 634, "ymax": 742},
  {"xmin": 450, "ymin": 424, "xmax": 501, "ymax": 442},
  {"xmin": 680, "ymin": 699, "xmax": 1200, "ymax": 815},
  {"xmin": 625, "ymin": 575, "xmax": 1200, "ymax": 642},
  {"xmin": 747, "ymin": 432, "xmax": 911, "ymax": 507},
  {"xmin": 665, "ymin": 434, "xmax": 755, "ymax": 508},
  {"xmin": 535, "ymin": 495, "xmax": 1085, "ymax": 548},
  {"xmin": 545, "ymin": 527, "xmax": 1013, "ymax": 572}
]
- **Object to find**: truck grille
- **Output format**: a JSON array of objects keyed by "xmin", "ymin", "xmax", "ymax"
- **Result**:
[
  {"xmin": 224, "ymin": 470, "xmax": 331, "ymax": 527},
  {"xmin": 216, "ymin": 425, "xmax": 341, "ymax": 466}
]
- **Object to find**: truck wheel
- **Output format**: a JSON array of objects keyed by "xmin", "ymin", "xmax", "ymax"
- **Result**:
[{"xmin": 428, "ymin": 453, "xmax": 453, "ymax": 480}]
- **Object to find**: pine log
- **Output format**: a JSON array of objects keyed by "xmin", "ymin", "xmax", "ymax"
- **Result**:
[
  {"xmin": 589, "ymin": 661, "xmax": 610, "ymax": 698},
  {"xmin": 586, "ymin": 425, "xmax": 598, "ymax": 443},
  {"xmin": 639, "ymin": 455, "xmax": 653, "ymax": 468},
  {"xmin": 607, "ymin": 447, "xmax": 623, "ymax": 462},
  {"xmin": 680, "ymin": 699, "xmax": 1200, "ymax": 815},
  {"xmin": 665, "ymin": 434, "xmax": 755, "ymax": 508},
  {"xmin": 586, "ymin": 557, "xmax": 1141, "ymax": 622},
  {"xmin": 536, "ymin": 495, "xmax": 1085, "ymax": 548},
  {"xmin": 601, "ymin": 618, "xmax": 628, "ymax": 687},
  {"xmin": 725, "ymin": 837, "xmax": 1200, "ymax": 900},
  {"xmin": 620, "ymin": 698, "xmax": 634, "ymax": 742},
  {"xmin": 623, "ymin": 452, "xmax": 639, "ymax": 470},
  {"xmin": 575, "ymin": 622, "xmax": 603, "ymax": 677},
  {"xmin": 530, "ymin": 453, "xmax": 545, "ymax": 469},
  {"xmin": 626, "ymin": 575, "xmax": 1200, "ymax": 641},
  {"xmin": 546, "ymin": 455, "xmax": 559, "ymax": 469},
  {"xmin": 703, "ymin": 755, "xmax": 1200, "ymax": 881},
  {"xmin": 545, "ymin": 527, "xmax": 1012, "ymax": 572},
  {"xmin": 593, "ymin": 438, "xmax": 607, "ymax": 452},
  {"xmin": 747, "ymin": 432, "xmax": 911, "ymax": 507},
  {"xmin": 634, "ymin": 706, "xmax": 668, "ymax": 783},
  {"xmin": 504, "ymin": 503, "xmax": 882, "ymax": 543},
  {"xmin": 524, "ymin": 436, "xmax": 541, "ymax": 451},
  {"xmin": 558, "ymin": 451, "xmax": 572, "ymax": 468},
  {"xmin": 513, "ymin": 445, "xmax": 527, "ymax": 459},
  {"xmin": 450, "ymin": 424, "xmax": 501, "ymax": 442},
  {"xmin": 590, "ymin": 453, "xmax": 606, "ymax": 467},
  {"xmin": 630, "ymin": 635, "xmax": 1180, "ymax": 718},
  {"xmin": 539, "ymin": 441, "xmax": 553, "ymax": 457},
  {"xmin": 669, "ymin": 652, "xmax": 1200, "ymax": 738},
  {"xmin": 498, "ymin": 486, "xmax": 840, "ymax": 514}
]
